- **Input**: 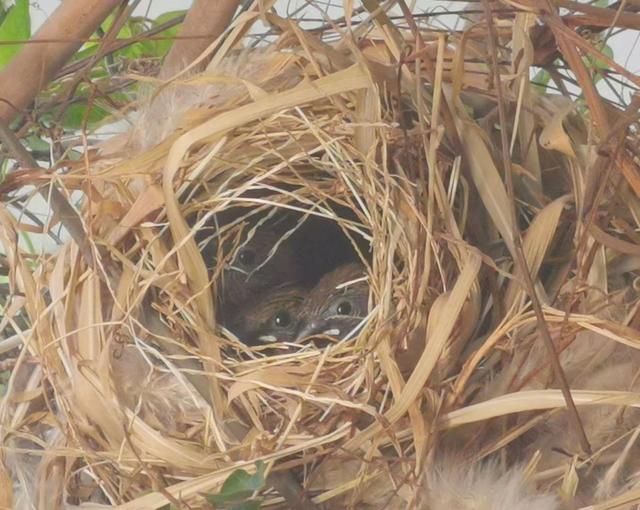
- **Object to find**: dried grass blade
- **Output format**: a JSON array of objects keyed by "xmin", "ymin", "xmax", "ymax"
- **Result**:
[
  {"xmin": 457, "ymin": 120, "xmax": 515, "ymax": 254},
  {"xmin": 505, "ymin": 195, "xmax": 570, "ymax": 307},
  {"xmin": 588, "ymin": 223, "xmax": 640, "ymax": 256},
  {"xmin": 397, "ymin": 252, "xmax": 482, "ymax": 417},
  {"xmin": 106, "ymin": 184, "xmax": 165, "ymax": 245},
  {"xmin": 442, "ymin": 389, "xmax": 640, "ymax": 429},
  {"xmin": 513, "ymin": 12, "xmax": 542, "ymax": 197},
  {"xmin": 76, "ymin": 274, "xmax": 103, "ymax": 360},
  {"xmin": 163, "ymin": 64, "xmax": 372, "ymax": 324},
  {"xmin": 347, "ymin": 252, "xmax": 482, "ymax": 448},
  {"xmin": 579, "ymin": 487, "xmax": 640, "ymax": 509},
  {"xmin": 0, "ymin": 459, "xmax": 13, "ymax": 509},
  {"xmin": 115, "ymin": 423, "xmax": 352, "ymax": 509}
]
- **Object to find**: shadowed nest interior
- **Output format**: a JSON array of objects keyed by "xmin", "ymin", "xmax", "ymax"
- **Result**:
[{"xmin": 2, "ymin": 4, "xmax": 640, "ymax": 509}]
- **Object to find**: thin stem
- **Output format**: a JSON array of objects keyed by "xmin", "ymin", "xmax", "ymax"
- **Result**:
[{"xmin": 481, "ymin": 0, "xmax": 591, "ymax": 454}]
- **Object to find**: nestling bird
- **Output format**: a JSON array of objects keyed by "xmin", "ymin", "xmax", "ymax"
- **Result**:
[
  {"xmin": 296, "ymin": 262, "xmax": 369, "ymax": 342},
  {"xmin": 200, "ymin": 227, "xmax": 300, "ymax": 323},
  {"xmin": 226, "ymin": 284, "xmax": 305, "ymax": 346}
]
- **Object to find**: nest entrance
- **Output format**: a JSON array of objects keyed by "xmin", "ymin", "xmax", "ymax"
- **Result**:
[
  {"xmin": 193, "ymin": 201, "xmax": 370, "ymax": 348},
  {"xmin": 288, "ymin": 211, "xmax": 367, "ymax": 287}
]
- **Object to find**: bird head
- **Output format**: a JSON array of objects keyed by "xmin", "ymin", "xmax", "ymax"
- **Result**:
[
  {"xmin": 227, "ymin": 284, "xmax": 305, "ymax": 346},
  {"xmin": 296, "ymin": 263, "xmax": 369, "ymax": 342},
  {"xmin": 204, "ymin": 227, "xmax": 299, "ymax": 317}
]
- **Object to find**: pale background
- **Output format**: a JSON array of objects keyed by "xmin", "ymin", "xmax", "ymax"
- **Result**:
[
  {"xmin": 28, "ymin": 0, "xmax": 637, "ymax": 69},
  {"xmin": 8, "ymin": 1, "xmax": 640, "ymax": 253}
]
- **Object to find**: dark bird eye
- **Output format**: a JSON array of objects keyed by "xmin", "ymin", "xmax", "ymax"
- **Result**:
[
  {"xmin": 336, "ymin": 300, "xmax": 352, "ymax": 315},
  {"xmin": 237, "ymin": 249, "xmax": 255, "ymax": 267},
  {"xmin": 274, "ymin": 310, "xmax": 292, "ymax": 327}
]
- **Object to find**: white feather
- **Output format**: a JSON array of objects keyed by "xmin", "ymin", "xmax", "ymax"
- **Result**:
[{"xmin": 420, "ymin": 460, "xmax": 558, "ymax": 510}]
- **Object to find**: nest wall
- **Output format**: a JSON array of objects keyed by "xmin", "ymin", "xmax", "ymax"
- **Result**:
[{"xmin": 2, "ymin": 5, "xmax": 640, "ymax": 510}]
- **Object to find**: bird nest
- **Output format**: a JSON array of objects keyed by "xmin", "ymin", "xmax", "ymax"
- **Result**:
[{"xmin": 3, "ymin": 4, "xmax": 640, "ymax": 510}]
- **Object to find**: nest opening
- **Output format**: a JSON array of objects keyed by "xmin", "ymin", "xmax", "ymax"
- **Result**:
[{"xmin": 191, "ymin": 192, "xmax": 371, "ymax": 350}]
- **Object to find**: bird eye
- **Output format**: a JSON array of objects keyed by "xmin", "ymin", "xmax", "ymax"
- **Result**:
[
  {"xmin": 237, "ymin": 248, "xmax": 255, "ymax": 267},
  {"xmin": 274, "ymin": 310, "xmax": 292, "ymax": 327},
  {"xmin": 336, "ymin": 300, "xmax": 352, "ymax": 315}
]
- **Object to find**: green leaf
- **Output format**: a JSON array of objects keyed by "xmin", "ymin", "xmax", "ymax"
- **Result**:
[
  {"xmin": 231, "ymin": 502, "xmax": 261, "ymax": 510},
  {"xmin": 204, "ymin": 462, "xmax": 266, "ymax": 506},
  {"xmin": 584, "ymin": 43, "xmax": 614, "ymax": 71},
  {"xmin": 532, "ymin": 68, "xmax": 551, "ymax": 94},
  {"xmin": 20, "ymin": 230, "xmax": 35, "ymax": 254},
  {"xmin": 71, "ymin": 41, "xmax": 100, "ymax": 62},
  {"xmin": 100, "ymin": 13, "xmax": 117, "ymax": 34},
  {"xmin": 595, "ymin": 44, "xmax": 614, "ymax": 69},
  {"xmin": 60, "ymin": 102, "xmax": 112, "ymax": 130},
  {"xmin": 24, "ymin": 135, "xmax": 50, "ymax": 153},
  {"xmin": 152, "ymin": 10, "xmax": 185, "ymax": 57},
  {"xmin": 127, "ymin": 18, "xmax": 155, "ymax": 57},
  {"xmin": 0, "ymin": 5, "xmax": 8, "ymax": 27},
  {"xmin": 24, "ymin": 135, "xmax": 51, "ymax": 161},
  {"xmin": 0, "ymin": 0, "xmax": 31, "ymax": 69},
  {"xmin": 222, "ymin": 462, "xmax": 266, "ymax": 494}
]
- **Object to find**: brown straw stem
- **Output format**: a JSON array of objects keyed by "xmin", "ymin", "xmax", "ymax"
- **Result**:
[{"xmin": 481, "ymin": 0, "xmax": 592, "ymax": 455}]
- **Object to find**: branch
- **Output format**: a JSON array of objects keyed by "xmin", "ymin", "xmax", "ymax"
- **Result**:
[
  {"xmin": 0, "ymin": 119, "xmax": 93, "ymax": 267},
  {"xmin": 0, "ymin": 0, "xmax": 122, "ymax": 123},
  {"xmin": 481, "ymin": 0, "xmax": 592, "ymax": 455},
  {"xmin": 158, "ymin": 0, "xmax": 242, "ymax": 78},
  {"xmin": 56, "ymin": 15, "xmax": 186, "ymax": 79}
]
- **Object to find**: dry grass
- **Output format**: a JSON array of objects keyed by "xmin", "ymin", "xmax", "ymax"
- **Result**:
[{"xmin": 2, "ymin": 2, "xmax": 640, "ymax": 509}]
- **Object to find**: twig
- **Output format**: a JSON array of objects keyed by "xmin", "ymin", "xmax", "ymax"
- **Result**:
[
  {"xmin": 481, "ymin": 0, "xmax": 592, "ymax": 455},
  {"xmin": 52, "ymin": 1, "xmax": 139, "ymax": 125},
  {"xmin": 0, "ymin": 0, "xmax": 123, "ymax": 123},
  {"xmin": 56, "ymin": 15, "xmax": 186, "ymax": 79},
  {"xmin": 0, "ymin": 118, "xmax": 93, "ymax": 267},
  {"xmin": 158, "ymin": 0, "xmax": 242, "ymax": 78}
]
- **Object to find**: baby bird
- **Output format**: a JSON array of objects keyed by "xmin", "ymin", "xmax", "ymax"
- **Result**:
[
  {"xmin": 226, "ymin": 284, "xmax": 305, "ymax": 346},
  {"xmin": 201, "ymin": 227, "xmax": 299, "ymax": 322},
  {"xmin": 296, "ymin": 263, "xmax": 369, "ymax": 342}
]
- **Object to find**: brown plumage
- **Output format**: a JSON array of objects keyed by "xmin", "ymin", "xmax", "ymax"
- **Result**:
[
  {"xmin": 201, "ymin": 227, "xmax": 300, "ymax": 324},
  {"xmin": 296, "ymin": 263, "xmax": 369, "ymax": 342},
  {"xmin": 227, "ymin": 284, "xmax": 305, "ymax": 346}
]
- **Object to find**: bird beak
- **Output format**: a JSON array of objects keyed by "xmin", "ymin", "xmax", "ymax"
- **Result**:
[
  {"xmin": 296, "ymin": 321, "xmax": 320, "ymax": 342},
  {"xmin": 296, "ymin": 321, "xmax": 342, "ymax": 342}
]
